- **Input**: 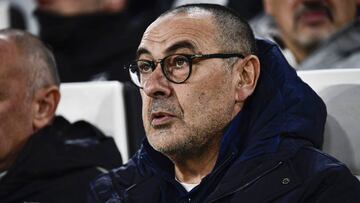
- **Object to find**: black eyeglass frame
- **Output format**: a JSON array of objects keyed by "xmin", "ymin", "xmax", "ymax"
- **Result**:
[{"xmin": 128, "ymin": 53, "xmax": 245, "ymax": 88}]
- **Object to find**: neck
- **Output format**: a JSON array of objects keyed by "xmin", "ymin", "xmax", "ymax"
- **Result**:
[{"xmin": 170, "ymin": 139, "xmax": 221, "ymax": 184}]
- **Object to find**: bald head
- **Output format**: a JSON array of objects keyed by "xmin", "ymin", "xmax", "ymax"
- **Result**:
[
  {"xmin": 0, "ymin": 29, "xmax": 59, "ymax": 96},
  {"xmin": 159, "ymin": 4, "xmax": 257, "ymax": 56}
]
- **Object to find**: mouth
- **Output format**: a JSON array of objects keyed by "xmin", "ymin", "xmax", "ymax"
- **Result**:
[
  {"xmin": 150, "ymin": 112, "xmax": 176, "ymax": 127},
  {"xmin": 36, "ymin": 0, "xmax": 52, "ymax": 6},
  {"xmin": 296, "ymin": 1, "xmax": 333, "ymax": 26}
]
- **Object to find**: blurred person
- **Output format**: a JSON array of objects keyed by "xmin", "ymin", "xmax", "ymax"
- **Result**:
[
  {"xmin": 36, "ymin": 0, "xmax": 127, "ymax": 16},
  {"xmin": 0, "ymin": 28, "xmax": 122, "ymax": 203},
  {"xmin": 264, "ymin": 0, "xmax": 360, "ymax": 69},
  {"xmin": 89, "ymin": 4, "xmax": 360, "ymax": 203},
  {"xmin": 34, "ymin": 0, "xmax": 171, "ymax": 82}
]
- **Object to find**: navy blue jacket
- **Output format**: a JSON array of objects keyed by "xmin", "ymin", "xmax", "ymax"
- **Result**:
[{"xmin": 88, "ymin": 40, "xmax": 360, "ymax": 203}]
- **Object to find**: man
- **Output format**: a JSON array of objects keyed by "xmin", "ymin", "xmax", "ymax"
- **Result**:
[
  {"xmin": 89, "ymin": 4, "xmax": 360, "ymax": 203},
  {"xmin": 0, "ymin": 29, "xmax": 122, "ymax": 203},
  {"xmin": 263, "ymin": 0, "xmax": 360, "ymax": 69}
]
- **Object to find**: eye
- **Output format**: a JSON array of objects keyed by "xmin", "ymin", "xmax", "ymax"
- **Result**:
[
  {"xmin": 169, "ymin": 55, "xmax": 189, "ymax": 69},
  {"xmin": 137, "ymin": 60, "xmax": 153, "ymax": 73}
]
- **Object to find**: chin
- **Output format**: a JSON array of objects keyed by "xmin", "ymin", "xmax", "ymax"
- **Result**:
[
  {"xmin": 148, "ymin": 133, "xmax": 190, "ymax": 156},
  {"xmin": 295, "ymin": 28, "xmax": 332, "ymax": 50}
]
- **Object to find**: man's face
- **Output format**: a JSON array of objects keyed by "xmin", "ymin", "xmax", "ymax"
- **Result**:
[
  {"xmin": 265, "ymin": 0, "xmax": 356, "ymax": 51},
  {"xmin": 138, "ymin": 13, "xmax": 239, "ymax": 156},
  {"xmin": 0, "ymin": 38, "xmax": 35, "ymax": 171}
]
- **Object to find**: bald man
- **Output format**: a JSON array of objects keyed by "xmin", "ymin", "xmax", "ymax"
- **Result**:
[{"xmin": 0, "ymin": 29, "xmax": 122, "ymax": 203}]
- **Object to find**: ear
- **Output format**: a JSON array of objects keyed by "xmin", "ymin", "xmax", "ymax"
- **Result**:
[
  {"xmin": 234, "ymin": 55, "xmax": 260, "ymax": 103},
  {"xmin": 102, "ymin": 0, "xmax": 127, "ymax": 13},
  {"xmin": 263, "ymin": 0, "xmax": 274, "ymax": 15},
  {"xmin": 32, "ymin": 86, "xmax": 61, "ymax": 131}
]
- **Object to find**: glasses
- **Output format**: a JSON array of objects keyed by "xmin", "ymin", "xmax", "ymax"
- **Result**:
[{"xmin": 127, "ymin": 53, "xmax": 244, "ymax": 88}]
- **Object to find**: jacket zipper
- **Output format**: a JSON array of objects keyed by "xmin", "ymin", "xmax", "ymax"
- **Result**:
[{"xmin": 208, "ymin": 161, "xmax": 284, "ymax": 203}]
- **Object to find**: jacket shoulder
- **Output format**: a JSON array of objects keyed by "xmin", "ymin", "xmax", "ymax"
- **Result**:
[
  {"xmin": 291, "ymin": 146, "xmax": 349, "ymax": 178},
  {"xmin": 289, "ymin": 146, "xmax": 360, "ymax": 202},
  {"xmin": 88, "ymin": 156, "xmax": 159, "ymax": 203}
]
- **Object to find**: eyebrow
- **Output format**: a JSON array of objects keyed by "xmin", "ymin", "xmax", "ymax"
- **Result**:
[
  {"xmin": 136, "ymin": 40, "xmax": 197, "ymax": 59},
  {"xmin": 136, "ymin": 47, "xmax": 150, "ymax": 59},
  {"xmin": 165, "ymin": 40, "xmax": 197, "ymax": 54}
]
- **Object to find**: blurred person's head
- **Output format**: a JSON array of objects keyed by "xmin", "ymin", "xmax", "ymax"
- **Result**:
[
  {"xmin": 264, "ymin": 0, "xmax": 357, "ymax": 62},
  {"xmin": 0, "ymin": 29, "xmax": 60, "ymax": 172},
  {"xmin": 36, "ymin": 0, "xmax": 127, "ymax": 16}
]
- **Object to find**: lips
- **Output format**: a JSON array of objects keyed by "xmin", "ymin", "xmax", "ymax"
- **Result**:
[
  {"xmin": 295, "ymin": 1, "xmax": 333, "ymax": 25},
  {"xmin": 150, "ymin": 112, "xmax": 176, "ymax": 127},
  {"xmin": 301, "ymin": 10, "xmax": 329, "ymax": 25}
]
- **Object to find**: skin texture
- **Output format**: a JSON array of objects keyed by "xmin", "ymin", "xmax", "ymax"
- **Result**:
[
  {"xmin": 36, "ymin": 0, "xmax": 127, "ymax": 16},
  {"xmin": 138, "ymin": 12, "xmax": 260, "ymax": 183},
  {"xmin": 0, "ymin": 34, "xmax": 60, "ymax": 172},
  {"xmin": 0, "ymin": 38, "xmax": 35, "ymax": 172},
  {"xmin": 264, "ymin": 0, "xmax": 357, "ymax": 62}
]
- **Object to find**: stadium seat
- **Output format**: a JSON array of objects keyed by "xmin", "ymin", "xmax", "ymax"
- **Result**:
[
  {"xmin": 0, "ymin": 1, "xmax": 10, "ymax": 29},
  {"xmin": 298, "ymin": 69, "xmax": 360, "ymax": 179},
  {"xmin": 56, "ymin": 81, "xmax": 129, "ymax": 161}
]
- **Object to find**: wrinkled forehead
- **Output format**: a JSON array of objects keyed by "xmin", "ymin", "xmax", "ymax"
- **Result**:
[
  {"xmin": 0, "ymin": 36, "xmax": 25, "ymax": 76},
  {"xmin": 137, "ymin": 12, "xmax": 219, "ymax": 58}
]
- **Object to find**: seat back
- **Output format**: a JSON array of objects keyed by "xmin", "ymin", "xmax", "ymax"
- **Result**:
[
  {"xmin": 298, "ymin": 69, "xmax": 360, "ymax": 179},
  {"xmin": 0, "ymin": 1, "xmax": 9, "ymax": 29},
  {"xmin": 56, "ymin": 81, "xmax": 129, "ymax": 161}
]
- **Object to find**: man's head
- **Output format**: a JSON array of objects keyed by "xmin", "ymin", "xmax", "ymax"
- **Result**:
[
  {"xmin": 36, "ymin": 0, "xmax": 127, "ymax": 16},
  {"xmin": 135, "ymin": 4, "xmax": 260, "ymax": 160},
  {"xmin": 0, "ymin": 29, "xmax": 60, "ymax": 171},
  {"xmin": 264, "ymin": 0, "xmax": 357, "ymax": 62}
]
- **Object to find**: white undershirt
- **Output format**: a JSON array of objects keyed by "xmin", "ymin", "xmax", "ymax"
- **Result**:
[
  {"xmin": 179, "ymin": 181, "xmax": 200, "ymax": 192},
  {"xmin": 172, "ymin": 0, "xmax": 228, "ymax": 8},
  {"xmin": 176, "ymin": 177, "xmax": 200, "ymax": 192}
]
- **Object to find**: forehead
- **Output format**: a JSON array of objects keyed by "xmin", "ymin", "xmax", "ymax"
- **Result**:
[
  {"xmin": 138, "ymin": 12, "xmax": 219, "ymax": 57},
  {"xmin": 0, "ymin": 37, "xmax": 25, "ymax": 79}
]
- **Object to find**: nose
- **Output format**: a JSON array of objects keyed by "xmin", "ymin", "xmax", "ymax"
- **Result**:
[{"xmin": 142, "ymin": 63, "xmax": 171, "ymax": 98}]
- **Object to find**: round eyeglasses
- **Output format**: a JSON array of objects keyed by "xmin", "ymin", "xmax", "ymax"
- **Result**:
[{"xmin": 127, "ymin": 53, "xmax": 244, "ymax": 88}]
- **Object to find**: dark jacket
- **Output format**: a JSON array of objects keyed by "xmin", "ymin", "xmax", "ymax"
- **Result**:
[
  {"xmin": 88, "ymin": 40, "xmax": 360, "ymax": 203},
  {"xmin": 0, "ymin": 116, "xmax": 122, "ymax": 203}
]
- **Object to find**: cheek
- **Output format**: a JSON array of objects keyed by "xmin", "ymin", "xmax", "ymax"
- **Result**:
[
  {"xmin": 141, "ymin": 98, "xmax": 150, "ymax": 127},
  {"xmin": 179, "ymin": 82, "xmax": 234, "ymax": 124},
  {"xmin": 334, "ymin": 4, "xmax": 356, "ymax": 25},
  {"xmin": 0, "ymin": 102, "xmax": 31, "ymax": 160},
  {"xmin": 277, "ymin": 12, "xmax": 295, "ymax": 33}
]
